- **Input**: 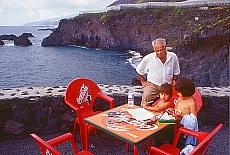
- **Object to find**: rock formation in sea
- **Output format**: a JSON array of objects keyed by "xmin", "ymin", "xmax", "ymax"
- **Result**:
[
  {"xmin": 14, "ymin": 33, "xmax": 34, "ymax": 46},
  {"xmin": 41, "ymin": 4, "xmax": 230, "ymax": 87},
  {"xmin": 0, "ymin": 34, "xmax": 17, "ymax": 40},
  {"xmin": 0, "ymin": 33, "xmax": 34, "ymax": 46},
  {"xmin": 0, "ymin": 40, "xmax": 4, "ymax": 46}
]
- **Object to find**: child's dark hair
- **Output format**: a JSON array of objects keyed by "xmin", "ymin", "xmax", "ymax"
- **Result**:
[
  {"xmin": 160, "ymin": 83, "xmax": 172, "ymax": 99},
  {"xmin": 175, "ymin": 78, "xmax": 195, "ymax": 97}
]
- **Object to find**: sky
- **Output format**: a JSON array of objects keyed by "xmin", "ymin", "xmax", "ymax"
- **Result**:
[{"xmin": 0, "ymin": 0, "xmax": 116, "ymax": 26}]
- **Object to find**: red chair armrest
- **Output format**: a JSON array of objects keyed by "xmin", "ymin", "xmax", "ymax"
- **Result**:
[
  {"xmin": 173, "ymin": 127, "xmax": 206, "ymax": 146},
  {"xmin": 97, "ymin": 92, "xmax": 115, "ymax": 108},
  {"xmin": 47, "ymin": 133, "xmax": 73, "ymax": 146},
  {"xmin": 149, "ymin": 146, "xmax": 170, "ymax": 155},
  {"xmin": 47, "ymin": 132, "xmax": 79, "ymax": 153},
  {"xmin": 178, "ymin": 127, "xmax": 201, "ymax": 137}
]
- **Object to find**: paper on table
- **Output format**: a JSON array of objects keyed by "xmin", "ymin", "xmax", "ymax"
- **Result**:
[{"xmin": 127, "ymin": 108, "xmax": 154, "ymax": 121}]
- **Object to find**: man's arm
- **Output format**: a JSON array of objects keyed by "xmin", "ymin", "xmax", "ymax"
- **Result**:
[
  {"xmin": 172, "ymin": 75, "xmax": 178, "ymax": 85},
  {"xmin": 137, "ymin": 73, "xmax": 149, "ymax": 87}
]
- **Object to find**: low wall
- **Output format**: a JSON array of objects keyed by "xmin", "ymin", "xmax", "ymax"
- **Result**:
[{"xmin": 0, "ymin": 85, "xmax": 229, "ymax": 141}]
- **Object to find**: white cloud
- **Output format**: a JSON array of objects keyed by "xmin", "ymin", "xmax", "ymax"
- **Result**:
[{"xmin": 0, "ymin": 0, "xmax": 116, "ymax": 26}]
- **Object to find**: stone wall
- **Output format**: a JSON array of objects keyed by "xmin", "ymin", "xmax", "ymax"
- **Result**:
[{"xmin": 0, "ymin": 85, "xmax": 229, "ymax": 141}]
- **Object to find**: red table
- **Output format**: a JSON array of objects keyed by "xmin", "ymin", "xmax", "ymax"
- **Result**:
[{"xmin": 84, "ymin": 104, "xmax": 171, "ymax": 155}]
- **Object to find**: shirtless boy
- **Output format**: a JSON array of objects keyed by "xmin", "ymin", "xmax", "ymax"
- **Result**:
[{"xmin": 168, "ymin": 78, "xmax": 197, "ymax": 121}]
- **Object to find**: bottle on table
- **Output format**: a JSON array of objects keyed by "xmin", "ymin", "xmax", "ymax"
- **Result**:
[{"xmin": 128, "ymin": 90, "xmax": 134, "ymax": 107}]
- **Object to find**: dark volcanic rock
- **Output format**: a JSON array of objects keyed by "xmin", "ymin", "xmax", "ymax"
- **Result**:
[
  {"xmin": 0, "ymin": 34, "xmax": 17, "ymax": 40},
  {"xmin": 41, "ymin": 118, "xmax": 62, "ymax": 134},
  {"xmin": 20, "ymin": 33, "xmax": 34, "ymax": 38},
  {"xmin": 131, "ymin": 77, "xmax": 141, "ymax": 86},
  {"xmin": 41, "ymin": 30, "xmax": 66, "ymax": 46},
  {"xmin": 14, "ymin": 34, "xmax": 33, "ymax": 46},
  {"xmin": 175, "ymin": 35, "xmax": 229, "ymax": 87},
  {"xmin": 0, "ymin": 33, "xmax": 33, "ymax": 46},
  {"xmin": 12, "ymin": 105, "xmax": 32, "ymax": 125},
  {"xmin": 0, "ymin": 40, "xmax": 4, "ymax": 46},
  {"xmin": 4, "ymin": 120, "xmax": 24, "ymax": 134},
  {"xmin": 38, "ymin": 28, "xmax": 55, "ymax": 31}
]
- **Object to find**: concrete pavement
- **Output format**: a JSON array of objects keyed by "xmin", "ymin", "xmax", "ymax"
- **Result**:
[{"xmin": 0, "ymin": 125, "xmax": 228, "ymax": 155}]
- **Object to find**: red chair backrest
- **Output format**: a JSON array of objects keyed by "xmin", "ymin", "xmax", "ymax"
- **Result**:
[
  {"xmin": 193, "ymin": 87, "xmax": 203, "ymax": 112},
  {"xmin": 190, "ymin": 123, "xmax": 223, "ymax": 155},
  {"xmin": 31, "ymin": 134, "xmax": 62, "ymax": 155},
  {"xmin": 169, "ymin": 86, "xmax": 178, "ymax": 108},
  {"xmin": 65, "ymin": 78, "xmax": 101, "ymax": 111},
  {"xmin": 170, "ymin": 87, "xmax": 202, "ymax": 112}
]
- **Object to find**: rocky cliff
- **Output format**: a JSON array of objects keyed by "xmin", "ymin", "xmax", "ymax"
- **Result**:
[{"xmin": 42, "ymin": 5, "xmax": 229, "ymax": 87}]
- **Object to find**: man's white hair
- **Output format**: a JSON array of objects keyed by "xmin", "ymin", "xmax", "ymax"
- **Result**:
[{"xmin": 152, "ymin": 38, "xmax": 166, "ymax": 47}]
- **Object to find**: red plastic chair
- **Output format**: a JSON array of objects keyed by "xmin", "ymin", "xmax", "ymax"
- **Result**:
[
  {"xmin": 148, "ymin": 123, "xmax": 223, "ymax": 155},
  {"xmin": 172, "ymin": 87, "xmax": 203, "ymax": 137},
  {"xmin": 64, "ymin": 78, "xmax": 114, "ymax": 151},
  {"xmin": 30, "ymin": 132, "xmax": 93, "ymax": 155}
]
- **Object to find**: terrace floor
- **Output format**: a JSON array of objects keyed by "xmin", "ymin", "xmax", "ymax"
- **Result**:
[{"xmin": 0, "ymin": 125, "xmax": 229, "ymax": 155}]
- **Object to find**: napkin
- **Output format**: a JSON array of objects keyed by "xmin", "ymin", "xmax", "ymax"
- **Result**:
[{"xmin": 158, "ymin": 112, "xmax": 177, "ymax": 124}]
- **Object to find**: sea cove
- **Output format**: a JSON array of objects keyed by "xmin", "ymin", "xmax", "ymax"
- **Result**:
[{"xmin": 0, "ymin": 26, "xmax": 136, "ymax": 88}]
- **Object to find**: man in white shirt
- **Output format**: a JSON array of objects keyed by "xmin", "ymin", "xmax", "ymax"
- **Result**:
[{"xmin": 136, "ymin": 38, "xmax": 180, "ymax": 107}]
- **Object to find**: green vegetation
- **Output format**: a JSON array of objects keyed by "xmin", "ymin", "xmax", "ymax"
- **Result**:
[
  {"xmin": 207, "ymin": 16, "xmax": 230, "ymax": 28},
  {"xmin": 210, "ymin": 6, "xmax": 229, "ymax": 10},
  {"xmin": 87, "ymin": 21, "xmax": 92, "ymax": 26},
  {"xmin": 173, "ymin": 8, "xmax": 184, "ymax": 17},
  {"xmin": 99, "ymin": 14, "xmax": 107, "ymax": 22},
  {"xmin": 153, "ymin": 9, "xmax": 162, "ymax": 19},
  {"xmin": 136, "ymin": 0, "xmax": 145, "ymax": 3},
  {"xmin": 159, "ymin": 19, "xmax": 164, "ymax": 24}
]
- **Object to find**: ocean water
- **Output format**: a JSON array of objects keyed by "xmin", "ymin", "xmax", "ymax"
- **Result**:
[{"xmin": 0, "ymin": 26, "xmax": 138, "ymax": 88}]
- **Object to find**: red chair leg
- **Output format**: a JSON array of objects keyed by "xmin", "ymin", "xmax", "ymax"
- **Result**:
[
  {"xmin": 174, "ymin": 124, "xmax": 178, "ymax": 138},
  {"xmin": 126, "ymin": 143, "xmax": 129, "ymax": 152},
  {"xmin": 73, "ymin": 122, "xmax": 78, "ymax": 143},
  {"xmin": 115, "ymin": 138, "xmax": 120, "ymax": 145},
  {"xmin": 134, "ymin": 145, "xmax": 138, "ymax": 155},
  {"xmin": 146, "ymin": 138, "xmax": 151, "ymax": 152},
  {"xmin": 85, "ymin": 125, "xmax": 89, "ymax": 151},
  {"xmin": 80, "ymin": 126, "xmax": 86, "ymax": 150}
]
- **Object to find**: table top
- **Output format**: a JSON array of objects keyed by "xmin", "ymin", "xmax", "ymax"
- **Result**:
[{"xmin": 84, "ymin": 104, "xmax": 170, "ymax": 145}]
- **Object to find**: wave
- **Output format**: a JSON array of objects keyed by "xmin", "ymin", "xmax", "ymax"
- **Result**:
[
  {"xmin": 2, "ymin": 40, "xmax": 14, "ymax": 46},
  {"xmin": 127, "ymin": 50, "xmax": 142, "ymax": 69}
]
